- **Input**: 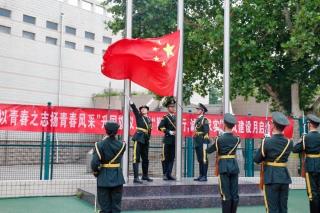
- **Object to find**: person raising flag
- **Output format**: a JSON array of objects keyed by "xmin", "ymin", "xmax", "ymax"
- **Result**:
[{"xmin": 129, "ymin": 98, "xmax": 153, "ymax": 184}]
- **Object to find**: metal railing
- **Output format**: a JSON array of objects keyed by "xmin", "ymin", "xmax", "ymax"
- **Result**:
[{"xmin": 0, "ymin": 130, "xmax": 303, "ymax": 181}]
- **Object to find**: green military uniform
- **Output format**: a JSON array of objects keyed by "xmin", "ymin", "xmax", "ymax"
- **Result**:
[
  {"xmin": 130, "ymin": 102, "xmax": 153, "ymax": 183},
  {"xmin": 91, "ymin": 122, "xmax": 126, "ymax": 213},
  {"xmin": 254, "ymin": 112, "xmax": 293, "ymax": 213},
  {"xmin": 158, "ymin": 98, "xmax": 176, "ymax": 180},
  {"xmin": 207, "ymin": 113, "xmax": 241, "ymax": 213},
  {"xmin": 293, "ymin": 114, "xmax": 320, "ymax": 213},
  {"xmin": 194, "ymin": 103, "xmax": 210, "ymax": 182}
]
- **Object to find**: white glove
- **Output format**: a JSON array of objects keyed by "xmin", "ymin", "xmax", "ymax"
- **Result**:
[
  {"xmin": 264, "ymin": 133, "xmax": 271, "ymax": 138},
  {"xmin": 127, "ymin": 95, "xmax": 133, "ymax": 105},
  {"xmin": 169, "ymin": 131, "xmax": 176, "ymax": 135},
  {"xmin": 214, "ymin": 127, "xmax": 224, "ymax": 135}
]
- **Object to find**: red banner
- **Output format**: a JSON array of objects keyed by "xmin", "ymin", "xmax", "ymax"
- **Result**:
[{"xmin": 0, "ymin": 104, "xmax": 294, "ymax": 139}]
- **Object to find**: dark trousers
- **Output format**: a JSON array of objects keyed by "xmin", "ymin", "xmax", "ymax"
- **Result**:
[
  {"xmin": 195, "ymin": 144, "xmax": 208, "ymax": 177},
  {"xmin": 219, "ymin": 173, "xmax": 239, "ymax": 213},
  {"xmin": 306, "ymin": 172, "xmax": 320, "ymax": 213},
  {"xmin": 97, "ymin": 185, "xmax": 123, "ymax": 213},
  {"xmin": 133, "ymin": 141, "xmax": 149, "ymax": 177},
  {"xmin": 264, "ymin": 184, "xmax": 289, "ymax": 213},
  {"xmin": 162, "ymin": 143, "xmax": 175, "ymax": 177},
  {"xmin": 219, "ymin": 173, "xmax": 239, "ymax": 202}
]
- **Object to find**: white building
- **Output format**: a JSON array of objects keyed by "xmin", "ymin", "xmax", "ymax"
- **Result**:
[{"xmin": 0, "ymin": 0, "xmax": 144, "ymax": 107}]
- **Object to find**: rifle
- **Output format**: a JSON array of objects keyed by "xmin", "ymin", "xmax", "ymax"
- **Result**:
[
  {"xmin": 214, "ymin": 126, "xmax": 224, "ymax": 176},
  {"xmin": 259, "ymin": 104, "xmax": 269, "ymax": 190},
  {"xmin": 301, "ymin": 111, "xmax": 307, "ymax": 178}
]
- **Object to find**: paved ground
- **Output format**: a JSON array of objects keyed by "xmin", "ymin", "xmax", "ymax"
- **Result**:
[{"xmin": 0, "ymin": 190, "xmax": 308, "ymax": 213}]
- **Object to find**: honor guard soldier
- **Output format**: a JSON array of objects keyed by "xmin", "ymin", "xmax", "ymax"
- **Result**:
[
  {"xmin": 158, "ymin": 97, "xmax": 176, "ymax": 181},
  {"xmin": 193, "ymin": 103, "xmax": 210, "ymax": 182},
  {"xmin": 207, "ymin": 113, "xmax": 241, "ymax": 213},
  {"xmin": 254, "ymin": 112, "xmax": 293, "ymax": 213},
  {"xmin": 91, "ymin": 121, "xmax": 126, "ymax": 213},
  {"xmin": 130, "ymin": 100, "xmax": 153, "ymax": 183},
  {"xmin": 293, "ymin": 114, "xmax": 320, "ymax": 213}
]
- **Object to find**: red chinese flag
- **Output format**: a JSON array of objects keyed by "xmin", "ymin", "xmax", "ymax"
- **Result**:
[{"xmin": 101, "ymin": 31, "xmax": 180, "ymax": 96}]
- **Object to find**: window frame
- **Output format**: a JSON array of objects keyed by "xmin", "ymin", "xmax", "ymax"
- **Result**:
[
  {"xmin": 46, "ymin": 21, "xmax": 58, "ymax": 31},
  {"xmin": 23, "ymin": 14, "xmax": 36, "ymax": 25},
  {"xmin": 0, "ymin": 8, "xmax": 11, "ymax": 18}
]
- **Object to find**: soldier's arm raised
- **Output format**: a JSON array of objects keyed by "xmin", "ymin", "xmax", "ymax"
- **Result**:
[
  {"xmin": 254, "ymin": 138, "xmax": 267, "ymax": 164},
  {"xmin": 207, "ymin": 137, "xmax": 218, "ymax": 154},
  {"xmin": 130, "ymin": 101, "xmax": 140, "ymax": 120},
  {"xmin": 292, "ymin": 137, "xmax": 303, "ymax": 153}
]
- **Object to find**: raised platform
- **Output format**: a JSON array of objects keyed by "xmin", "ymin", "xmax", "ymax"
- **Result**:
[{"xmin": 78, "ymin": 178, "xmax": 264, "ymax": 210}]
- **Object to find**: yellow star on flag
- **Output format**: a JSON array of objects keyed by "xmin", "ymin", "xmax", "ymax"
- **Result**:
[
  {"xmin": 163, "ymin": 43, "xmax": 174, "ymax": 58},
  {"xmin": 161, "ymin": 61, "xmax": 166, "ymax": 67},
  {"xmin": 153, "ymin": 56, "xmax": 160, "ymax": 62}
]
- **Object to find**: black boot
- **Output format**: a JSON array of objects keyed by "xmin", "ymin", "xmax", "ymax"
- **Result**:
[
  {"xmin": 166, "ymin": 161, "xmax": 176, "ymax": 181},
  {"xmin": 194, "ymin": 163, "xmax": 203, "ymax": 181},
  {"xmin": 222, "ymin": 200, "xmax": 232, "ymax": 213},
  {"xmin": 133, "ymin": 163, "xmax": 142, "ymax": 184},
  {"xmin": 162, "ymin": 160, "xmax": 166, "ymax": 175},
  {"xmin": 162, "ymin": 161, "xmax": 169, "ymax": 180},
  {"xmin": 199, "ymin": 163, "xmax": 208, "ymax": 181},
  {"xmin": 309, "ymin": 200, "xmax": 318, "ymax": 213},
  {"xmin": 142, "ymin": 161, "xmax": 153, "ymax": 182},
  {"xmin": 231, "ymin": 199, "xmax": 239, "ymax": 213}
]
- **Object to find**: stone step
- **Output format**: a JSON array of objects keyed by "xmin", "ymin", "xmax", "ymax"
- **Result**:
[
  {"xmin": 122, "ymin": 193, "xmax": 263, "ymax": 210},
  {"xmin": 78, "ymin": 178, "xmax": 264, "ymax": 210},
  {"xmin": 123, "ymin": 182, "xmax": 260, "ymax": 197},
  {"xmin": 79, "ymin": 189, "xmax": 263, "ymax": 210}
]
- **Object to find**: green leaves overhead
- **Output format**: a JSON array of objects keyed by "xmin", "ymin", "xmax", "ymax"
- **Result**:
[{"xmin": 103, "ymin": 0, "xmax": 320, "ymax": 113}]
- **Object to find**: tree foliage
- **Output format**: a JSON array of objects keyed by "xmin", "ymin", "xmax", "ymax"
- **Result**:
[{"xmin": 103, "ymin": 0, "xmax": 320, "ymax": 113}]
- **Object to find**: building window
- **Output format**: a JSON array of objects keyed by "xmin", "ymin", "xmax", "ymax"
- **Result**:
[
  {"xmin": 85, "ymin": 31, "xmax": 95, "ymax": 40},
  {"xmin": 103, "ymin": 36, "xmax": 112, "ymax": 44},
  {"xmin": 67, "ymin": 0, "xmax": 78, "ymax": 6},
  {"xmin": 46, "ymin": 21, "xmax": 58, "ymax": 31},
  {"xmin": 65, "ymin": 41, "xmax": 76, "ymax": 49},
  {"xmin": 22, "ymin": 31, "xmax": 35, "ymax": 40},
  {"xmin": 0, "ymin": 8, "xmax": 11, "ymax": 18},
  {"xmin": 95, "ymin": 6, "xmax": 104, "ymax": 15},
  {"xmin": 81, "ymin": 1, "xmax": 93, "ymax": 11},
  {"xmin": 84, "ymin": 45, "xmax": 94, "ymax": 54},
  {"xmin": 23, "ymin": 14, "xmax": 36, "ymax": 25},
  {"xmin": 65, "ymin": 26, "xmax": 76, "ymax": 35},
  {"xmin": 0, "ymin": 25, "xmax": 11, "ymax": 34},
  {"xmin": 46, "ymin": 36, "xmax": 57, "ymax": 45}
]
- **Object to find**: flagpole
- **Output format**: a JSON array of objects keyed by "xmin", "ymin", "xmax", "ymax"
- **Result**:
[
  {"xmin": 122, "ymin": 0, "xmax": 132, "ymax": 182},
  {"xmin": 223, "ymin": 0, "xmax": 230, "ymax": 114},
  {"xmin": 176, "ymin": 0, "xmax": 184, "ymax": 181}
]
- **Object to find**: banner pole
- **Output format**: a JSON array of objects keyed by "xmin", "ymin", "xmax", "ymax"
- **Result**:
[
  {"xmin": 122, "ymin": 0, "xmax": 132, "ymax": 183},
  {"xmin": 223, "ymin": 0, "xmax": 230, "ymax": 114},
  {"xmin": 176, "ymin": 0, "xmax": 184, "ymax": 181}
]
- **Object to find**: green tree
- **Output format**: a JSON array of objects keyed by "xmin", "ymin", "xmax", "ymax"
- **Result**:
[{"xmin": 103, "ymin": 0, "xmax": 320, "ymax": 115}]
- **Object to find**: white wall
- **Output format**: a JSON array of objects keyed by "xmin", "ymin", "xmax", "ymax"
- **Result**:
[{"xmin": 0, "ymin": 0, "xmax": 144, "ymax": 107}]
